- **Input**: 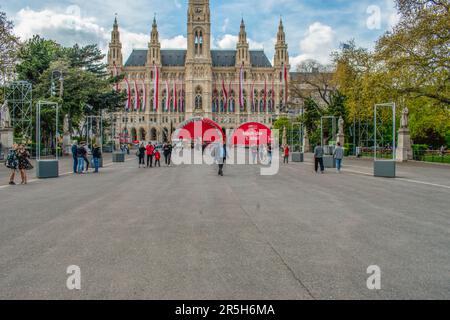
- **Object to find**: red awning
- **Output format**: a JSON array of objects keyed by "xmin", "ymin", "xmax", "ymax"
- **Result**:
[
  {"xmin": 230, "ymin": 122, "xmax": 272, "ymax": 146},
  {"xmin": 173, "ymin": 117, "xmax": 225, "ymax": 143}
]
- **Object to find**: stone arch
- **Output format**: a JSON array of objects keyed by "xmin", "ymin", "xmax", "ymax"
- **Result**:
[
  {"xmin": 162, "ymin": 127, "xmax": 169, "ymax": 143},
  {"xmin": 139, "ymin": 127, "xmax": 146, "ymax": 141},
  {"xmin": 131, "ymin": 127, "xmax": 138, "ymax": 142},
  {"xmin": 150, "ymin": 128, "xmax": 157, "ymax": 141}
]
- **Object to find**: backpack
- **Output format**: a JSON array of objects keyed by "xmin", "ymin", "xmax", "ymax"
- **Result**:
[{"xmin": 5, "ymin": 150, "xmax": 18, "ymax": 169}]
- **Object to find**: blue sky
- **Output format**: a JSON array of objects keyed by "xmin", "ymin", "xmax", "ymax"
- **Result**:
[{"xmin": 2, "ymin": 0, "xmax": 400, "ymax": 69}]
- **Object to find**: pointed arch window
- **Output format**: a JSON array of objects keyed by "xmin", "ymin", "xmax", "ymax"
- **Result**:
[{"xmin": 195, "ymin": 86, "xmax": 202, "ymax": 110}]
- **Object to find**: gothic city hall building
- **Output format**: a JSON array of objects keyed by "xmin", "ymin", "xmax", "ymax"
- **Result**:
[{"xmin": 108, "ymin": 0, "xmax": 291, "ymax": 143}]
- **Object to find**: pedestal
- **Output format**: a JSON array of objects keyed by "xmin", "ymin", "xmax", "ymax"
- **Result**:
[
  {"xmin": 63, "ymin": 134, "xmax": 71, "ymax": 156},
  {"xmin": 292, "ymin": 152, "xmax": 304, "ymax": 162},
  {"xmin": 337, "ymin": 133, "xmax": 345, "ymax": 148},
  {"xmin": 396, "ymin": 128, "xmax": 412, "ymax": 162},
  {"xmin": 323, "ymin": 155, "xmax": 336, "ymax": 168},
  {"xmin": 374, "ymin": 160, "xmax": 396, "ymax": 178},
  {"xmin": 112, "ymin": 152, "xmax": 125, "ymax": 163},
  {"xmin": 303, "ymin": 135, "xmax": 310, "ymax": 153},
  {"xmin": 0, "ymin": 127, "xmax": 14, "ymax": 150},
  {"xmin": 36, "ymin": 160, "xmax": 59, "ymax": 179}
]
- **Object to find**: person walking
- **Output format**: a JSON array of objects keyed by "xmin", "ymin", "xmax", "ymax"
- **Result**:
[
  {"xmin": 5, "ymin": 144, "xmax": 18, "ymax": 185},
  {"xmin": 71, "ymin": 141, "xmax": 78, "ymax": 174},
  {"xmin": 92, "ymin": 144, "xmax": 102, "ymax": 173},
  {"xmin": 154, "ymin": 150, "xmax": 161, "ymax": 167},
  {"xmin": 163, "ymin": 143, "xmax": 172, "ymax": 166},
  {"xmin": 214, "ymin": 142, "xmax": 225, "ymax": 176},
  {"xmin": 283, "ymin": 144, "xmax": 290, "ymax": 164},
  {"xmin": 333, "ymin": 142, "xmax": 344, "ymax": 173},
  {"xmin": 250, "ymin": 145, "xmax": 258, "ymax": 164},
  {"xmin": 82, "ymin": 142, "xmax": 90, "ymax": 172},
  {"xmin": 138, "ymin": 143, "xmax": 146, "ymax": 168},
  {"xmin": 77, "ymin": 143, "xmax": 86, "ymax": 174},
  {"xmin": 146, "ymin": 142, "xmax": 155, "ymax": 168},
  {"xmin": 314, "ymin": 142, "xmax": 325, "ymax": 174},
  {"xmin": 267, "ymin": 144, "xmax": 273, "ymax": 164},
  {"xmin": 16, "ymin": 144, "xmax": 33, "ymax": 184}
]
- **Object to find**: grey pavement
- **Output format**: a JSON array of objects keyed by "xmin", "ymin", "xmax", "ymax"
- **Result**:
[{"xmin": 0, "ymin": 152, "xmax": 449, "ymax": 299}]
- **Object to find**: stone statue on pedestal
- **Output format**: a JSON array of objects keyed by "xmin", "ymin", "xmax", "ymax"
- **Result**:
[
  {"xmin": 0, "ymin": 101, "xmax": 11, "ymax": 129},
  {"xmin": 0, "ymin": 101, "xmax": 14, "ymax": 150},
  {"xmin": 400, "ymin": 107, "xmax": 409, "ymax": 128},
  {"xmin": 303, "ymin": 129, "xmax": 310, "ymax": 153},
  {"xmin": 396, "ymin": 106, "xmax": 412, "ymax": 161}
]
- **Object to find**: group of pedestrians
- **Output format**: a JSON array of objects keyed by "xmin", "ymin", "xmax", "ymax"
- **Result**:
[
  {"xmin": 313, "ymin": 142, "xmax": 344, "ymax": 174},
  {"xmin": 72, "ymin": 141, "xmax": 102, "ymax": 174},
  {"xmin": 4, "ymin": 143, "xmax": 33, "ymax": 185},
  {"xmin": 137, "ymin": 142, "xmax": 172, "ymax": 168}
]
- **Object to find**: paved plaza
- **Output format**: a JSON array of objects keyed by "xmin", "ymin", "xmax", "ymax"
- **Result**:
[{"xmin": 0, "ymin": 153, "xmax": 449, "ymax": 299}]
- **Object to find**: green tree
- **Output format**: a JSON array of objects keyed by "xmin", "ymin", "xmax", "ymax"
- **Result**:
[{"xmin": 0, "ymin": 9, "xmax": 19, "ymax": 84}]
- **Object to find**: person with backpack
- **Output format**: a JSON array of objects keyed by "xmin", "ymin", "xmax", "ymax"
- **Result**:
[
  {"xmin": 314, "ymin": 142, "xmax": 325, "ymax": 174},
  {"xmin": 5, "ymin": 144, "xmax": 18, "ymax": 185},
  {"xmin": 16, "ymin": 144, "xmax": 33, "ymax": 184},
  {"xmin": 77, "ymin": 143, "xmax": 86, "ymax": 174},
  {"xmin": 92, "ymin": 144, "xmax": 102, "ymax": 173},
  {"xmin": 154, "ymin": 150, "xmax": 161, "ymax": 167},
  {"xmin": 137, "ymin": 143, "xmax": 146, "ymax": 168},
  {"xmin": 333, "ymin": 142, "xmax": 344, "ymax": 173},
  {"xmin": 71, "ymin": 141, "xmax": 78, "ymax": 174},
  {"xmin": 163, "ymin": 143, "xmax": 172, "ymax": 166},
  {"xmin": 146, "ymin": 142, "xmax": 155, "ymax": 168}
]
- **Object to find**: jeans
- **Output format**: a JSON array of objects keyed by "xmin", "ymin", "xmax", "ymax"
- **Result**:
[
  {"xmin": 93, "ymin": 157, "xmax": 100, "ymax": 172},
  {"xmin": 315, "ymin": 157, "xmax": 324, "ymax": 172},
  {"xmin": 147, "ymin": 155, "xmax": 153, "ymax": 167},
  {"xmin": 73, "ymin": 157, "xmax": 78, "ymax": 173},
  {"xmin": 336, "ymin": 158, "xmax": 342, "ymax": 171},
  {"xmin": 77, "ymin": 157, "xmax": 84, "ymax": 173},
  {"xmin": 284, "ymin": 156, "xmax": 289, "ymax": 164}
]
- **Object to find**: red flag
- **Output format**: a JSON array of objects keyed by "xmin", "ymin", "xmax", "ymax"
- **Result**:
[
  {"xmin": 165, "ymin": 80, "xmax": 170, "ymax": 112},
  {"xmin": 272, "ymin": 78, "xmax": 275, "ymax": 111},
  {"xmin": 264, "ymin": 77, "xmax": 267, "ymax": 112},
  {"xmin": 239, "ymin": 63, "xmax": 244, "ymax": 108},
  {"xmin": 174, "ymin": 80, "xmax": 178, "ymax": 112},
  {"xmin": 134, "ymin": 80, "xmax": 140, "ymax": 111},
  {"xmin": 284, "ymin": 64, "xmax": 288, "ymax": 107},
  {"xmin": 222, "ymin": 77, "xmax": 228, "ymax": 112},
  {"xmin": 153, "ymin": 64, "xmax": 159, "ymax": 112},
  {"xmin": 250, "ymin": 82, "xmax": 254, "ymax": 112},
  {"xmin": 124, "ymin": 78, "xmax": 131, "ymax": 111},
  {"xmin": 141, "ymin": 80, "xmax": 146, "ymax": 112}
]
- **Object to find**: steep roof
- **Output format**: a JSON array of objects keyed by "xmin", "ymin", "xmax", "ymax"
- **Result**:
[{"xmin": 124, "ymin": 49, "xmax": 272, "ymax": 68}]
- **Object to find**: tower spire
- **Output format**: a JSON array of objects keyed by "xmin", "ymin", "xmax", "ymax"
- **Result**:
[
  {"xmin": 108, "ymin": 15, "xmax": 123, "ymax": 68},
  {"xmin": 236, "ymin": 18, "xmax": 250, "ymax": 67},
  {"xmin": 148, "ymin": 14, "xmax": 161, "ymax": 66}
]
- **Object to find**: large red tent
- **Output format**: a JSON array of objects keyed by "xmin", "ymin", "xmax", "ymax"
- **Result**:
[
  {"xmin": 173, "ymin": 117, "xmax": 225, "ymax": 143},
  {"xmin": 230, "ymin": 122, "xmax": 272, "ymax": 146}
]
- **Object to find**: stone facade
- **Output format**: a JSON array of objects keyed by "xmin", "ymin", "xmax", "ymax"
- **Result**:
[{"xmin": 108, "ymin": 0, "xmax": 291, "ymax": 143}]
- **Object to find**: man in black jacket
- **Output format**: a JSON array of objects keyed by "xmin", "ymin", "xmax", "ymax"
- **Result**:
[{"xmin": 71, "ymin": 142, "xmax": 78, "ymax": 173}]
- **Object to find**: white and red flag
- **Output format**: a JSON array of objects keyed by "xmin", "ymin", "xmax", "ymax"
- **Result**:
[
  {"xmin": 134, "ymin": 80, "xmax": 140, "ymax": 111},
  {"xmin": 141, "ymin": 80, "xmax": 147, "ymax": 112},
  {"xmin": 272, "ymin": 78, "xmax": 275, "ymax": 111},
  {"xmin": 239, "ymin": 63, "xmax": 244, "ymax": 108},
  {"xmin": 124, "ymin": 78, "xmax": 131, "ymax": 111},
  {"xmin": 250, "ymin": 82, "xmax": 255, "ymax": 112},
  {"xmin": 263, "ymin": 77, "xmax": 267, "ymax": 112},
  {"xmin": 153, "ymin": 64, "xmax": 159, "ymax": 112},
  {"xmin": 174, "ymin": 80, "xmax": 178, "ymax": 112},
  {"xmin": 165, "ymin": 80, "xmax": 170, "ymax": 112},
  {"xmin": 222, "ymin": 77, "xmax": 228, "ymax": 112},
  {"xmin": 284, "ymin": 64, "xmax": 289, "ymax": 107}
]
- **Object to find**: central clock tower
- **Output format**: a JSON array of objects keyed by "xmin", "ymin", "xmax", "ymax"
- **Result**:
[{"xmin": 186, "ymin": 0, "xmax": 212, "ymax": 117}]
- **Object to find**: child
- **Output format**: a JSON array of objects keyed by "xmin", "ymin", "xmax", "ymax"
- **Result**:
[{"xmin": 155, "ymin": 150, "xmax": 161, "ymax": 167}]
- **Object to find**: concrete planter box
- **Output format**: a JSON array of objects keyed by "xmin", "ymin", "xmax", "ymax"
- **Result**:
[
  {"xmin": 292, "ymin": 152, "xmax": 304, "ymax": 162},
  {"xmin": 36, "ymin": 160, "xmax": 59, "ymax": 179},
  {"xmin": 323, "ymin": 155, "xmax": 336, "ymax": 168},
  {"xmin": 374, "ymin": 160, "xmax": 396, "ymax": 178},
  {"xmin": 112, "ymin": 152, "xmax": 125, "ymax": 163}
]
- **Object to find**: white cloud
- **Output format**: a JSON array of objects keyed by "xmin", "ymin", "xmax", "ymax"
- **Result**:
[
  {"xmin": 221, "ymin": 18, "xmax": 229, "ymax": 33},
  {"xmin": 215, "ymin": 34, "xmax": 265, "ymax": 50},
  {"xmin": 161, "ymin": 35, "xmax": 187, "ymax": 49},
  {"xmin": 290, "ymin": 22, "xmax": 337, "ymax": 69},
  {"xmin": 12, "ymin": 6, "xmax": 188, "ymax": 63}
]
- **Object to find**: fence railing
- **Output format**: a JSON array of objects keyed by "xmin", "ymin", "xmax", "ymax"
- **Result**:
[{"xmin": 413, "ymin": 150, "xmax": 450, "ymax": 164}]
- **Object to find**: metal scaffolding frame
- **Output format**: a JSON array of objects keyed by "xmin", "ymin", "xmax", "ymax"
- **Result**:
[{"xmin": 4, "ymin": 81, "xmax": 33, "ymax": 144}]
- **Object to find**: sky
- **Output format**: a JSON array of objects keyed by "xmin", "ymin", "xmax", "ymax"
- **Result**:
[{"xmin": 2, "ymin": 0, "xmax": 401, "ymax": 70}]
